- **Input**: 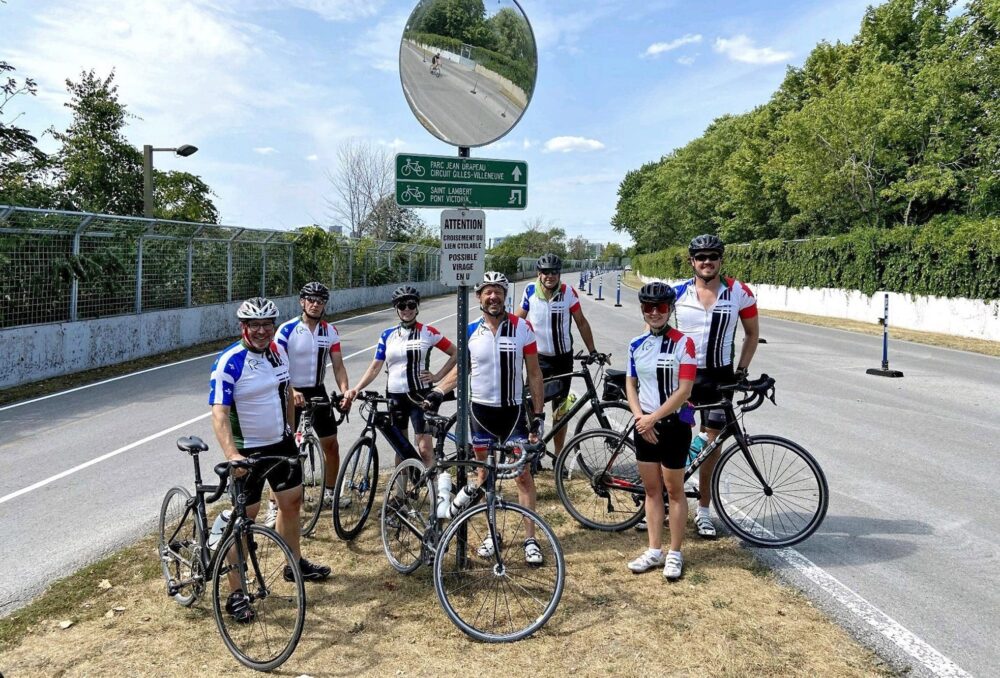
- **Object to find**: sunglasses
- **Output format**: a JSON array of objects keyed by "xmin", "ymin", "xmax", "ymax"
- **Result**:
[
  {"xmin": 641, "ymin": 302, "xmax": 670, "ymax": 314},
  {"xmin": 396, "ymin": 301, "xmax": 418, "ymax": 311},
  {"xmin": 538, "ymin": 269, "xmax": 560, "ymax": 276},
  {"xmin": 303, "ymin": 295, "xmax": 327, "ymax": 304},
  {"xmin": 693, "ymin": 253, "xmax": 721, "ymax": 262},
  {"xmin": 245, "ymin": 321, "xmax": 275, "ymax": 331}
]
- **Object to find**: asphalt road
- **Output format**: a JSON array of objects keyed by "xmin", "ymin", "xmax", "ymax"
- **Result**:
[
  {"xmin": 399, "ymin": 41, "xmax": 522, "ymax": 146},
  {"xmin": 1, "ymin": 278, "xmax": 997, "ymax": 677}
]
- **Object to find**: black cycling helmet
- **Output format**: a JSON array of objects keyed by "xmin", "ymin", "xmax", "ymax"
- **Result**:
[
  {"xmin": 299, "ymin": 281, "xmax": 329, "ymax": 300},
  {"xmin": 638, "ymin": 281, "xmax": 676, "ymax": 305},
  {"xmin": 688, "ymin": 234, "xmax": 725, "ymax": 255},
  {"xmin": 391, "ymin": 285, "xmax": 420, "ymax": 304},
  {"xmin": 536, "ymin": 253, "xmax": 562, "ymax": 272}
]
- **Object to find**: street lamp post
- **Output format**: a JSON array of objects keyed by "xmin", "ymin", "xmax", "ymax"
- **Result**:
[{"xmin": 143, "ymin": 144, "xmax": 198, "ymax": 218}]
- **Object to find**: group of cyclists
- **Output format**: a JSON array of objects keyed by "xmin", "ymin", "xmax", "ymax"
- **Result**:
[{"xmin": 207, "ymin": 232, "xmax": 757, "ymax": 620}]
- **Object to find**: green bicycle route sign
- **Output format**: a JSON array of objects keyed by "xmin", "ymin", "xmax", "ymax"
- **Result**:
[{"xmin": 394, "ymin": 153, "xmax": 527, "ymax": 210}]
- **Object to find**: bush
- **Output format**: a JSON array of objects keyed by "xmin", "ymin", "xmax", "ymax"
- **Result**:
[{"xmin": 633, "ymin": 217, "xmax": 1000, "ymax": 300}]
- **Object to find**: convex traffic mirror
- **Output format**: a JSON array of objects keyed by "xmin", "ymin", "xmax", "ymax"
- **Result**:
[{"xmin": 399, "ymin": 0, "xmax": 538, "ymax": 148}]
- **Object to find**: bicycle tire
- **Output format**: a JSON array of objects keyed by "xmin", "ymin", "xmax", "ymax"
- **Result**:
[
  {"xmin": 299, "ymin": 440, "xmax": 326, "ymax": 537},
  {"xmin": 572, "ymin": 400, "xmax": 634, "ymax": 436},
  {"xmin": 433, "ymin": 502, "xmax": 565, "ymax": 643},
  {"xmin": 211, "ymin": 523, "xmax": 305, "ymax": 672},
  {"xmin": 712, "ymin": 435, "xmax": 829, "ymax": 548},
  {"xmin": 554, "ymin": 428, "xmax": 645, "ymax": 531},
  {"xmin": 158, "ymin": 486, "xmax": 205, "ymax": 607},
  {"xmin": 381, "ymin": 459, "xmax": 436, "ymax": 574},
  {"xmin": 333, "ymin": 437, "xmax": 379, "ymax": 540}
]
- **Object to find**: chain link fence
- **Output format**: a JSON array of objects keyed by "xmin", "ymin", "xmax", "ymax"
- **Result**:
[{"xmin": 0, "ymin": 206, "xmax": 443, "ymax": 330}]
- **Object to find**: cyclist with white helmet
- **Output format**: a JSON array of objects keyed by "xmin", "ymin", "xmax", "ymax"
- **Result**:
[
  {"xmin": 672, "ymin": 234, "xmax": 759, "ymax": 539},
  {"xmin": 515, "ymin": 253, "xmax": 598, "ymax": 463},
  {"xmin": 625, "ymin": 282, "xmax": 697, "ymax": 580},
  {"xmin": 426, "ymin": 271, "xmax": 547, "ymax": 564},
  {"xmin": 209, "ymin": 297, "xmax": 330, "ymax": 620},
  {"xmin": 345, "ymin": 285, "xmax": 457, "ymax": 466},
  {"xmin": 267, "ymin": 282, "xmax": 351, "ymax": 517}
]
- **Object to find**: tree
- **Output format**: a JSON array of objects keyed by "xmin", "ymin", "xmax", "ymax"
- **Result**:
[
  {"xmin": 50, "ymin": 69, "xmax": 144, "ymax": 216},
  {"xmin": 0, "ymin": 60, "xmax": 53, "ymax": 207},
  {"xmin": 359, "ymin": 194, "xmax": 432, "ymax": 243},
  {"xmin": 567, "ymin": 235, "xmax": 589, "ymax": 259},
  {"xmin": 604, "ymin": 243, "xmax": 624, "ymax": 260},
  {"xmin": 325, "ymin": 139, "xmax": 394, "ymax": 238},
  {"xmin": 152, "ymin": 170, "xmax": 219, "ymax": 223}
]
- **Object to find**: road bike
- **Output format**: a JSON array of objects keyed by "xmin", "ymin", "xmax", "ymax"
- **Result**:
[
  {"xmin": 157, "ymin": 436, "xmax": 306, "ymax": 671},
  {"xmin": 381, "ymin": 411, "xmax": 564, "ymax": 643},
  {"xmin": 554, "ymin": 375, "xmax": 829, "ymax": 548}
]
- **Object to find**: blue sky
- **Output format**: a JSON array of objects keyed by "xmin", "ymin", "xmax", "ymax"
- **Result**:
[{"xmin": 1, "ymin": 0, "xmax": 882, "ymax": 246}]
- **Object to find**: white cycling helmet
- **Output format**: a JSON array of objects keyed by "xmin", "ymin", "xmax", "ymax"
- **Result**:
[
  {"xmin": 474, "ymin": 271, "xmax": 509, "ymax": 293},
  {"xmin": 237, "ymin": 296, "xmax": 279, "ymax": 321}
]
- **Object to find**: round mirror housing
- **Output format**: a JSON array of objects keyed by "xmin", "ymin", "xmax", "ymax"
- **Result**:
[{"xmin": 399, "ymin": 0, "xmax": 537, "ymax": 148}]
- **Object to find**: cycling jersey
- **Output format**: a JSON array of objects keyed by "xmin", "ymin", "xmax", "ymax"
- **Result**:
[
  {"xmin": 209, "ymin": 340, "xmax": 291, "ymax": 449},
  {"xmin": 374, "ymin": 322, "xmax": 453, "ymax": 394},
  {"xmin": 519, "ymin": 282, "xmax": 581, "ymax": 356},
  {"xmin": 276, "ymin": 317, "xmax": 341, "ymax": 388},
  {"xmin": 467, "ymin": 313, "xmax": 537, "ymax": 407},
  {"xmin": 627, "ymin": 328, "xmax": 697, "ymax": 419},
  {"xmin": 673, "ymin": 277, "xmax": 757, "ymax": 369}
]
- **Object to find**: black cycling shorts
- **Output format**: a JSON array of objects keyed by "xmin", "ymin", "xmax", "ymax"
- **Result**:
[
  {"xmin": 240, "ymin": 436, "xmax": 301, "ymax": 506},
  {"xmin": 470, "ymin": 402, "xmax": 529, "ymax": 447},
  {"xmin": 538, "ymin": 352, "xmax": 574, "ymax": 405},
  {"xmin": 689, "ymin": 365, "xmax": 736, "ymax": 430},
  {"xmin": 388, "ymin": 388, "xmax": 431, "ymax": 435},
  {"xmin": 294, "ymin": 386, "xmax": 338, "ymax": 438},
  {"xmin": 632, "ymin": 415, "xmax": 693, "ymax": 470}
]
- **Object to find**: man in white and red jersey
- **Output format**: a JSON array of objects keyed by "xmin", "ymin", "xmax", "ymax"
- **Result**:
[
  {"xmin": 515, "ymin": 253, "xmax": 598, "ymax": 462},
  {"xmin": 275, "ymin": 282, "xmax": 350, "ymax": 513},
  {"xmin": 427, "ymin": 271, "xmax": 547, "ymax": 564},
  {"xmin": 673, "ymin": 234, "xmax": 759, "ymax": 538},
  {"xmin": 345, "ymin": 285, "xmax": 457, "ymax": 466}
]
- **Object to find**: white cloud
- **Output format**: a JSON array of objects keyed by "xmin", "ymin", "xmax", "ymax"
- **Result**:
[
  {"xmin": 306, "ymin": 154, "xmax": 319, "ymax": 161},
  {"xmin": 713, "ymin": 35, "xmax": 792, "ymax": 64},
  {"xmin": 677, "ymin": 55, "xmax": 696, "ymax": 66},
  {"xmin": 379, "ymin": 138, "xmax": 406, "ymax": 150},
  {"xmin": 543, "ymin": 136, "xmax": 605, "ymax": 153},
  {"xmin": 254, "ymin": 147, "xmax": 278, "ymax": 155},
  {"xmin": 353, "ymin": 9, "xmax": 409, "ymax": 72},
  {"xmin": 272, "ymin": 0, "xmax": 383, "ymax": 22},
  {"xmin": 643, "ymin": 34, "xmax": 702, "ymax": 58}
]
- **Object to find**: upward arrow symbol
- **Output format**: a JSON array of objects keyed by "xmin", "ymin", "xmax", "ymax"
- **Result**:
[{"xmin": 512, "ymin": 166, "xmax": 522, "ymax": 182}]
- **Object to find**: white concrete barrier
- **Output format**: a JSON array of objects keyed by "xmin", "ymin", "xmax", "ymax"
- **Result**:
[{"xmin": 1, "ymin": 281, "xmax": 448, "ymax": 389}]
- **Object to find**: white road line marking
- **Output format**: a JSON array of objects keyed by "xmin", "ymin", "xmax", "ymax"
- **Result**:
[
  {"xmin": 774, "ymin": 547, "xmax": 971, "ymax": 677},
  {"xmin": 0, "ymin": 312, "xmax": 459, "ymax": 505},
  {"xmin": 0, "ymin": 413, "xmax": 211, "ymax": 506}
]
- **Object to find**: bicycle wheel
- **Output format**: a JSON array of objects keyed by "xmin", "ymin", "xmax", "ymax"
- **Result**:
[
  {"xmin": 333, "ymin": 437, "xmax": 379, "ymax": 540},
  {"xmin": 555, "ymin": 429, "xmax": 645, "ymax": 531},
  {"xmin": 158, "ymin": 486, "xmax": 205, "ymax": 607},
  {"xmin": 712, "ymin": 435, "xmax": 829, "ymax": 548},
  {"xmin": 434, "ymin": 502, "xmax": 565, "ymax": 643},
  {"xmin": 572, "ymin": 400, "xmax": 634, "ymax": 435},
  {"xmin": 211, "ymin": 523, "xmax": 305, "ymax": 672},
  {"xmin": 299, "ymin": 440, "xmax": 326, "ymax": 537},
  {"xmin": 381, "ymin": 459, "xmax": 435, "ymax": 574}
]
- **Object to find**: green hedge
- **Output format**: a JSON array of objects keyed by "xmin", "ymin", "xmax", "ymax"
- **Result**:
[
  {"xmin": 632, "ymin": 216, "xmax": 1000, "ymax": 300},
  {"xmin": 408, "ymin": 32, "xmax": 535, "ymax": 95}
]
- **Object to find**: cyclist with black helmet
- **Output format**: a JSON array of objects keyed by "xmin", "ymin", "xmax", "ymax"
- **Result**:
[
  {"xmin": 344, "ymin": 285, "xmax": 457, "ymax": 466},
  {"xmin": 269, "ymin": 282, "xmax": 351, "ymax": 520},
  {"xmin": 426, "ymin": 271, "xmax": 547, "ymax": 564},
  {"xmin": 625, "ymin": 283, "xmax": 697, "ymax": 580},
  {"xmin": 515, "ymin": 253, "xmax": 598, "ymax": 463},
  {"xmin": 209, "ymin": 297, "xmax": 331, "ymax": 616},
  {"xmin": 673, "ymin": 234, "xmax": 759, "ymax": 539}
]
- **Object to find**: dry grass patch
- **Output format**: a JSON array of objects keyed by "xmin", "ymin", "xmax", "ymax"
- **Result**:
[{"xmin": 0, "ymin": 475, "xmax": 896, "ymax": 677}]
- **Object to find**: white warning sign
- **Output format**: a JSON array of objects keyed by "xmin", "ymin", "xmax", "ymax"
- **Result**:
[{"xmin": 440, "ymin": 209, "xmax": 486, "ymax": 287}]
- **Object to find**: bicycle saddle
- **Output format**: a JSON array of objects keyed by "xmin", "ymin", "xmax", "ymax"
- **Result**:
[{"xmin": 176, "ymin": 436, "xmax": 209, "ymax": 454}]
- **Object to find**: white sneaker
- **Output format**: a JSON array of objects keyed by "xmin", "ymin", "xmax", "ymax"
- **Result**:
[
  {"xmin": 627, "ymin": 549, "xmax": 665, "ymax": 573},
  {"xmin": 634, "ymin": 517, "xmax": 648, "ymax": 531},
  {"xmin": 338, "ymin": 489, "xmax": 352, "ymax": 509},
  {"xmin": 262, "ymin": 502, "xmax": 278, "ymax": 528},
  {"xmin": 477, "ymin": 534, "xmax": 502, "ymax": 558},
  {"xmin": 523, "ymin": 538, "xmax": 543, "ymax": 565},
  {"xmin": 663, "ymin": 552, "xmax": 684, "ymax": 580},
  {"xmin": 694, "ymin": 512, "xmax": 716, "ymax": 538}
]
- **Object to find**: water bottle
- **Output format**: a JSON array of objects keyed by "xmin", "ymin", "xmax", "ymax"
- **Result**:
[
  {"xmin": 447, "ymin": 484, "xmax": 480, "ymax": 518},
  {"xmin": 688, "ymin": 432, "xmax": 709, "ymax": 466},
  {"xmin": 435, "ymin": 472, "xmax": 454, "ymax": 519},
  {"xmin": 208, "ymin": 509, "xmax": 232, "ymax": 551}
]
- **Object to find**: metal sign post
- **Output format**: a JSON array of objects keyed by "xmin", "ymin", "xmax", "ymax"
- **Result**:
[{"xmin": 866, "ymin": 293, "xmax": 904, "ymax": 378}]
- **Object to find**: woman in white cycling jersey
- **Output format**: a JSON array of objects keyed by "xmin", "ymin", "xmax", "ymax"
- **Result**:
[
  {"xmin": 625, "ymin": 282, "xmax": 697, "ymax": 581},
  {"xmin": 344, "ymin": 286, "xmax": 457, "ymax": 466}
]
